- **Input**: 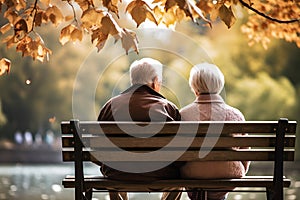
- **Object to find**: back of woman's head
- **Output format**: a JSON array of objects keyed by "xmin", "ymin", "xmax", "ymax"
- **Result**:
[
  {"xmin": 129, "ymin": 58, "xmax": 163, "ymax": 85},
  {"xmin": 189, "ymin": 62, "xmax": 225, "ymax": 95}
]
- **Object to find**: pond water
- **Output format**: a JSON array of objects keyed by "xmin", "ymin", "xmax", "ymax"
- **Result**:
[{"xmin": 0, "ymin": 162, "xmax": 299, "ymax": 200}]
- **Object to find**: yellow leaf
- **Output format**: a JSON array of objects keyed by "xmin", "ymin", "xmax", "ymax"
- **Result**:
[
  {"xmin": 34, "ymin": 11, "xmax": 45, "ymax": 27},
  {"xmin": 126, "ymin": 0, "xmax": 157, "ymax": 27},
  {"xmin": 219, "ymin": 5, "xmax": 236, "ymax": 29},
  {"xmin": 161, "ymin": 7, "xmax": 177, "ymax": 27},
  {"xmin": 81, "ymin": 8, "xmax": 105, "ymax": 29},
  {"xmin": 210, "ymin": 4, "xmax": 221, "ymax": 21},
  {"xmin": 100, "ymin": 15, "xmax": 122, "ymax": 36},
  {"xmin": 153, "ymin": 6, "xmax": 164, "ymax": 24},
  {"xmin": 186, "ymin": 0, "xmax": 211, "ymax": 28},
  {"xmin": 175, "ymin": 7, "xmax": 186, "ymax": 21},
  {"xmin": 4, "ymin": 9, "xmax": 21, "ymax": 25},
  {"xmin": 60, "ymin": 24, "xmax": 82, "ymax": 45},
  {"xmin": 196, "ymin": 0, "xmax": 213, "ymax": 15},
  {"xmin": 45, "ymin": 5, "xmax": 64, "ymax": 26},
  {"xmin": 59, "ymin": 24, "xmax": 74, "ymax": 45},
  {"xmin": 15, "ymin": 0, "xmax": 26, "ymax": 11},
  {"xmin": 14, "ymin": 19, "xmax": 28, "ymax": 33},
  {"xmin": 0, "ymin": 58, "xmax": 11, "ymax": 76},
  {"xmin": 120, "ymin": 28, "xmax": 138, "ymax": 54},
  {"xmin": 91, "ymin": 28, "xmax": 109, "ymax": 52},
  {"xmin": 14, "ymin": 19, "xmax": 28, "ymax": 40},
  {"xmin": 165, "ymin": 0, "xmax": 177, "ymax": 11},
  {"xmin": 130, "ymin": 5, "xmax": 147, "ymax": 27},
  {"xmin": 102, "ymin": 0, "xmax": 120, "ymax": 17},
  {"xmin": 71, "ymin": 28, "xmax": 83, "ymax": 42},
  {"xmin": 0, "ymin": 23, "xmax": 11, "ymax": 34},
  {"xmin": 15, "ymin": 36, "xmax": 52, "ymax": 62},
  {"xmin": 74, "ymin": 0, "xmax": 92, "ymax": 11}
]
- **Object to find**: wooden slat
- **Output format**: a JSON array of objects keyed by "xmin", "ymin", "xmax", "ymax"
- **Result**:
[
  {"xmin": 63, "ymin": 135, "xmax": 295, "ymax": 148},
  {"xmin": 62, "ymin": 149, "xmax": 295, "ymax": 162},
  {"xmin": 61, "ymin": 121, "xmax": 297, "ymax": 135},
  {"xmin": 62, "ymin": 176, "xmax": 291, "ymax": 190}
]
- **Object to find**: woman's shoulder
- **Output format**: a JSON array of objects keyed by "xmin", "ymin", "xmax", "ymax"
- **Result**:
[
  {"xmin": 180, "ymin": 102, "xmax": 197, "ymax": 113},
  {"xmin": 224, "ymin": 104, "xmax": 245, "ymax": 121},
  {"xmin": 179, "ymin": 103, "xmax": 201, "ymax": 121}
]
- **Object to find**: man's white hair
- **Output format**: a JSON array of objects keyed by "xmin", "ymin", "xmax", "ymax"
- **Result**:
[
  {"xmin": 189, "ymin": 62, "xmax": 225, "ymax": 94},
  {"xmin": 129, "ymin": 58, "xmax": 163, "ymax": 85}
]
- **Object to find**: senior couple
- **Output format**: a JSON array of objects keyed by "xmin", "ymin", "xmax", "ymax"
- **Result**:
[{"xmin": 97, "ymin": 58, "xmax": 250, "ymax": 200}]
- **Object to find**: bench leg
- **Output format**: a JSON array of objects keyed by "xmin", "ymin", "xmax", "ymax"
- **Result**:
[
  {"xmin": 266, "ymin": 187, "xmax": 283, "ymax": 200},
  {"xmin": 266, "ymin": 187, "xmax": 271, "ymax": 200},
  {"xmin": 109, "ymin": 192, "xmax": 128, "ymax": 200},
  {"xmin": 75, "ymin": 187, "xmax": 85, "ymax": 200},
  {"xmin": 85, "ymin": 188, "xmax": 93, "ymax": 200},
  {"xmin": 191, "ymin": 190, "xmax": 207, "ymax": 200}
]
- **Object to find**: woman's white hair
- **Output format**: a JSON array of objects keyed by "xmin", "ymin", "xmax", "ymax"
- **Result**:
[
  {"xmin": 129, "ymin": 57, "xmax": 163, "ymax": 85},
  {"xmin": 189, "ymin": 62, "xmax": 225, "ymax": 94}
]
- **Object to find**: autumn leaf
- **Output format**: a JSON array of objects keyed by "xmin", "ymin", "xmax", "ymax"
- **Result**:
[
  {"xmin": 15, "ymin": 0, "xmax": 26, "ymax": 11},
  {"xmin": 34, "ymin": 10, "xmax": 46, "ymax": 27},
  {"xmin": 91, "ymin": 28, "xmax": 108, "ymax": 52},
  {"xmin": 81, "ymin": 8, "xmax": 105, "ymax": 29},
  {"xmin": 185, "ymin": 0, "xmax": 212, "ymax": 28},
  {"xmin": 126, "ymin": 0, "xmax": 158, "ymax": 27},
  {"xmin": 102, "ymin": 0, "xmax": 120, "ymax": 17},
  {"xmin": 59, "ymin": 24, "xmax": 83, "ymax": 45},
  {"xmin": 45, "ymin": 5, "xmax": 64, "ymax": 26},
  {"xmin": 0, "ymin": 23, "xmax": 11, "ymax": 34},
  {"xmin": 196, "ymin": 0, "xmax": 213, "ymax": 16},
  {"xmin": 120, "ymin": 28, "xmax": 139, "ymax": 55},
  {"xmin": 16, "ymin": 36, "xmax": 52, "ymax": 62},
  {"xmin": 4, "ymin": 8, "xmax": 21, "ymax": 25},
  {"xmin": 91, "ymin": 14, "xmax": 122, "ymax": 51},
  {"xmin": 154, "ymin": 6, "xmax": 181, "ymax": 27},
  {"xmin": 74, "ymin": 0, "xmax": 93, "ymax": 11},
  {"xmin": 0, "ymin": 58, "xmax": 11, "ymax": 76},
  {"xmin": 164, "ymin": 0, "xmax": 178, "ymax": 12},
  {"xmin": 14, "ymin": 19, "xmax": 28, "ymax": 39},
  {"xmin": 219, "ymin": 4, "xmax": 236, "ymax": 28}
]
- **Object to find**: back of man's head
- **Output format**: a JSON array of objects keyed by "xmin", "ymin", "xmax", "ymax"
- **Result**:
[{"xmin": 129, "ymin": 58, "xmax": 163, "ymax": 85}]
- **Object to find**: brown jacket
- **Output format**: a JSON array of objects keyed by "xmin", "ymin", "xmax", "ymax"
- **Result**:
[
  {"xmin": 97, "ymin": 84, "xmax": 182, "ymax": 181},
  {"xmin": 98, "ymin": 84, "xmax": 180, "ymax": 122}
]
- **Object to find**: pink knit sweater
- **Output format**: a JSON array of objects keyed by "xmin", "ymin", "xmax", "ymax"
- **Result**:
[{"xmin": 180, "ymin": 94, "xmax": 250, "ymax": 179}]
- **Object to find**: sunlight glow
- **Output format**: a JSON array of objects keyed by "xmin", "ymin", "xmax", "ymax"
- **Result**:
[
  {"xmin": 25, "ymin": 79, "xmax": 31, "ymax": 85},
  {"xmin": 51, "ymin": 184, "xmax": 62, "ymax": 193}
]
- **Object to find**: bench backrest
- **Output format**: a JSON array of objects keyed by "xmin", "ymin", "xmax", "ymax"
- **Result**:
[{"xmin": 61, "ymin": 119, "xmax": 296, "ymax": 163}]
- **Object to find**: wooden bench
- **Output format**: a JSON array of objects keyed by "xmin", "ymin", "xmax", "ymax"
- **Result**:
[{"xmin": 61, "ymin": 118, "xmax": 297, "ymax": 200}]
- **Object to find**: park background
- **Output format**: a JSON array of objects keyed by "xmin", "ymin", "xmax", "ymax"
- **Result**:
[{"xmin": 0, "ymin": 1, "xmax": 300, "ymax": 199}]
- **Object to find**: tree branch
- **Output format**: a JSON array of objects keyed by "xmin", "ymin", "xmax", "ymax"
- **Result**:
[
  {"xmin": 239, "ymin": 0, "xmax": 300, "ymax": 24},
  {"xmin": 30, "ymin": 0, "xmax": 39, "ymax": 32},
  {"xmin": 67, "ymin": 0, "xmax": 78, "ymax": 24}
]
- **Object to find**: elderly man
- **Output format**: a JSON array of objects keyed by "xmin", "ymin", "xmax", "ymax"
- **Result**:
[{"xmin": 97, "ymin": 58, "xmax": 182, "ymax": 200}]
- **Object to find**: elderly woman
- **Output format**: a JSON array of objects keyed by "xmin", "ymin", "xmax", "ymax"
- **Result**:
[{"xmin": 180, "ymin": 63, "xmax": 250, "ymax": 200}]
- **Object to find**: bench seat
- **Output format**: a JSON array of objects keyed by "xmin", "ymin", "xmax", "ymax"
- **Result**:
[
  {"xmin": 62, "ymin": 175, "xmax": 291, "ymax": 191},
  {"xmin": 61, "ymin": 119, "xmax": 297, "ymax": 200}
]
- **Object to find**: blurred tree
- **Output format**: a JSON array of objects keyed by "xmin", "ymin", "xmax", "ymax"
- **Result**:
[
  {"xmin": 0, "ymin": 23, "xmax": 91, "ymax": 139},
  {"xmin": 0, "ymin": 99, "xmax": 6, "ymax": 126},
  {"xmin": 0, "ymin": 0, "xmax": 299, "ymax": 71}
]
